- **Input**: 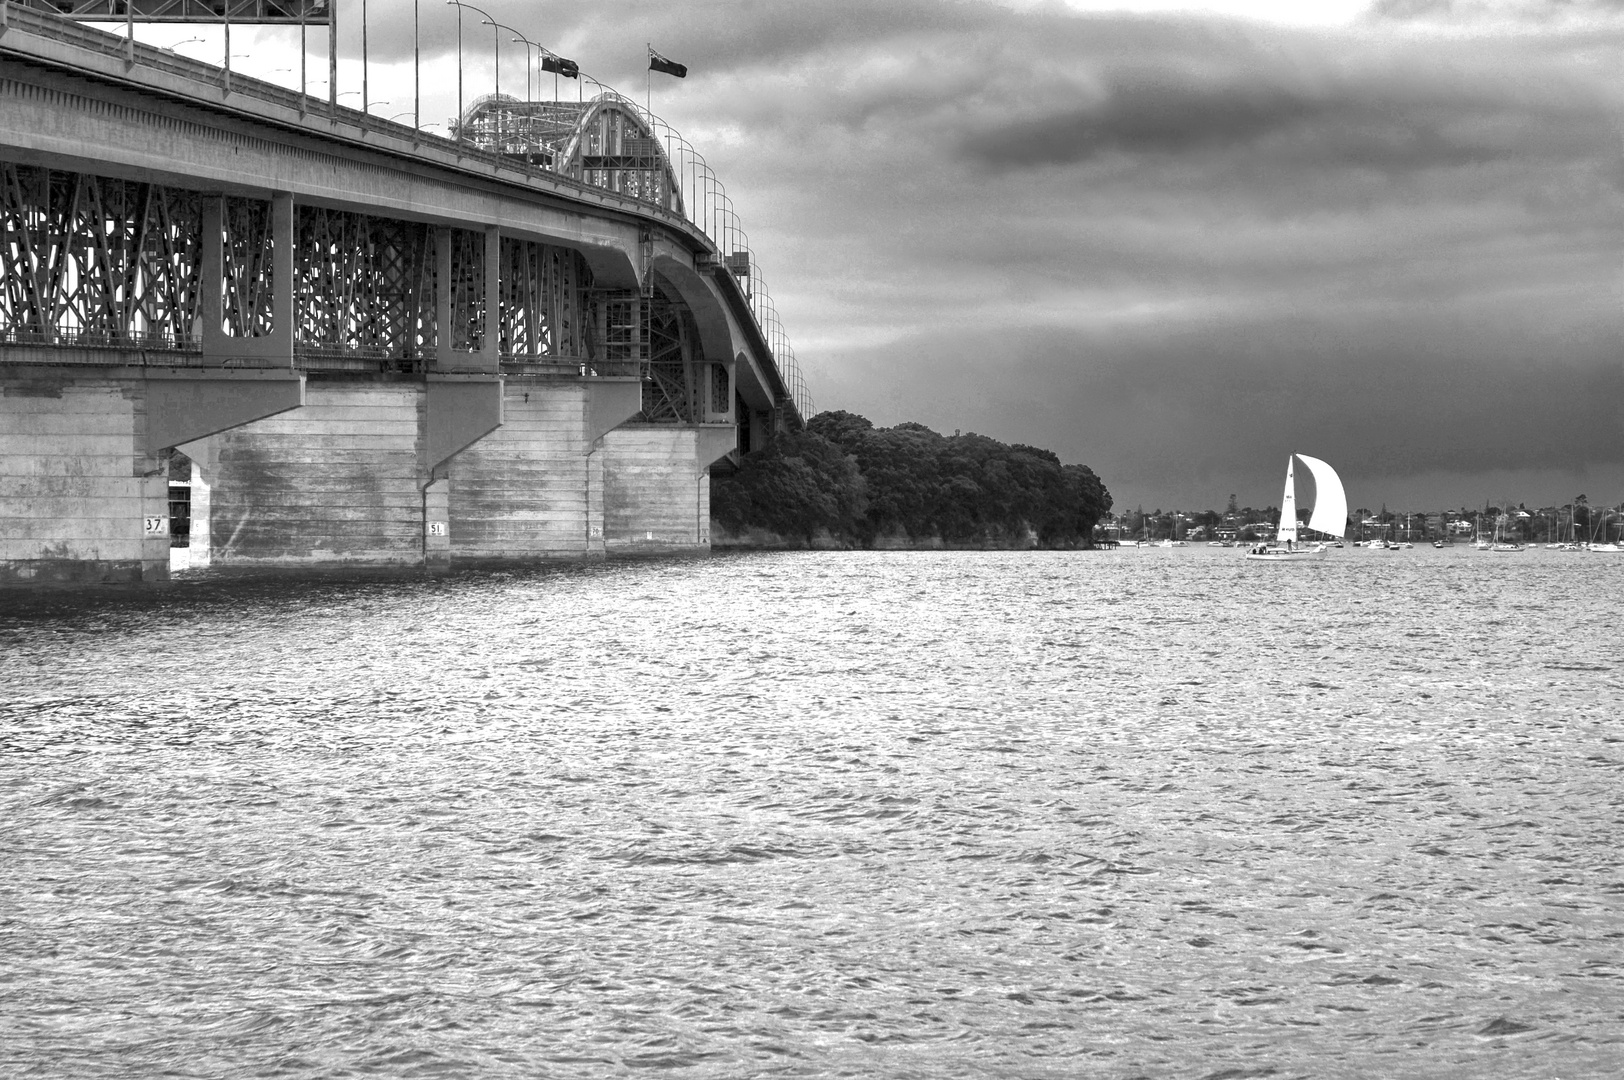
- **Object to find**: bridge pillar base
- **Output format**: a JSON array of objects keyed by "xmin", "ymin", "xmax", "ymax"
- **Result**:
[
  {"xmin": 446, "ymin": 381, "xmax": 605, "ymax": 562},
  {"xmin": 600, "ymin": 424, "xmax": 728, "ymax": 556},
  {"xmin": 199, "ymin": 380, "xmax": 425, "ymax": 571},
  {"xmin": 0, "ymin": 366, "xmax": 302, "ymax": 588}
]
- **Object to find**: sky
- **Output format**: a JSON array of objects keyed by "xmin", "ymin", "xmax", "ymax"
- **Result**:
[{"xmin": 118, "ymin": 0, "xmax": 1624, "ymax": 513}]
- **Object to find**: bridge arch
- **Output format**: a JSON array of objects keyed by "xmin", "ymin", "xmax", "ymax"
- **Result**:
[{"xmin": 458, "ymin": 94, "xmax": 684, "ymax": 216}]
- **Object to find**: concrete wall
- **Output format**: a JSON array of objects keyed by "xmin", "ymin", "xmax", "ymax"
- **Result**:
[
  {"xmin": 4, "ymin": 370, "xmax": 731, "ymax": 585},
  {"xmin": 0, "ymin": 370, "xmax": 169, "ymax": 585},
  {"xmin": 601, "ymin": 425, "xmax": 711, "ymax": 554},
  {"xmin": 201, "ymin": 381, "xmax": 424, "ymax": 569}
]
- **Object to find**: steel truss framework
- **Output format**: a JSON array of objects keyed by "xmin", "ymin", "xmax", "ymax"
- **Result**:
[
  {"xmin": 296, "ymin": 206, "xmax": 433, "ymax": 359},
  {"xmin": 499, "ymin": 236, "xmax": 586, "ymax": 360},
  {"xmin": 642, "ymin": 290, "xmax": 697, "ymax": 423},
  {"xmin": 2, "ymin": 163, "xmax": 705, "ymax": 419},
  {"xmin": 1, "ymin": 162, "xmax": 202, "ymax": 349}
]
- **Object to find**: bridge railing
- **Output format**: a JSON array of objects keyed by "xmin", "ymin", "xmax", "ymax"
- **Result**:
[{"xmin": 1, "ymin": 4, "xmax": 812, "ymax": 424}]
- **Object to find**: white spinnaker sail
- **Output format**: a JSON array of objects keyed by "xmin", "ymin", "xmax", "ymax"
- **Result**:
[
  {"xmin": 1296, "ymin": 454, "xmax": 1347, "ymax": 539},
  {"xmin": 1277, "ymin": 456, "xmax": 1298, "ymax": 544}
]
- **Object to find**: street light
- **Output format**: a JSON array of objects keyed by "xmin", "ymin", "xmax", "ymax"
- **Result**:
[
  {"xmin": 445, "ymin": 0, "xmax": 470, "ymax": 141},
  {"xmin": 478, "ymin": 16, "xmax": 527, "ymax": 150}
]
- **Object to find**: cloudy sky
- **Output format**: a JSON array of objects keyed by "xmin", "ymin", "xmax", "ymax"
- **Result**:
[{"xmin": 133, "ymin": 0, "xmax": 1624, "ymax": 512}]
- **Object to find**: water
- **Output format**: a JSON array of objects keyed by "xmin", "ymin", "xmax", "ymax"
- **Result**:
[{"xmin": 2, "ymin": 548, "xmax": 1621, "ymax": 1078}]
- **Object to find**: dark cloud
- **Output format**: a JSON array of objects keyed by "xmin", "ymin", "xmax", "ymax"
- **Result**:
[
  {"xmin": 960, "ymin": 79, "xmax": 1321, "ymax": 169},
  {"xmin": 214, "ymin": 1, "xmax": 1624, "ymax": 509},
  {"xmin": 816, "ymin": 306, "xmax": 1624, "ymax": 510}
]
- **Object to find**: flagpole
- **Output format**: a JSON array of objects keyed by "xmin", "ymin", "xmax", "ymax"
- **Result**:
[{"xmin": 645, "ymin": 42, "xmax": 650, "ymax": 116}]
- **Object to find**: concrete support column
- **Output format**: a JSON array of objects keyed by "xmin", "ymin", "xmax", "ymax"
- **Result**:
[
  {"xmin": 198, "ymin": 194, "xmax": 294, "ymax": 364},
  {"xmin": 481, "ymin": 225, "xmax": 501, "ymax": 370},
  {"xmin": 139, "ymin": 468, "xmax": 170, "ymax": 580},
  {"xmin": 200, "ymin": 195, "xmax": 225, "ymax": 358},
  {"xmin": 189, "ymin": 461, "xmax": 213, "ymax": 570},
  {"xmin": 435, "ymin": 226, "xmax": 454, "ymax": 367},
  {"xmin": 176, "ymin": 436, "xmax": 218, "ymax": 571},
  {"xmin": 599, "ymin": 424, "xmax": 723, "ymax": 555},
  {"xmin": 2, "ymin": 370, "xmax": 168, "ymax": 585},
  {"xmin": 271, "ymin": 191, "xmax": 295, "ymax": 364}
]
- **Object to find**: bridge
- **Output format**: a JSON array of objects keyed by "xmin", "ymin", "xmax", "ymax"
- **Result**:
[{"xmin": 0, "ymin": 4, "xmax": 812, "ymax": 585}]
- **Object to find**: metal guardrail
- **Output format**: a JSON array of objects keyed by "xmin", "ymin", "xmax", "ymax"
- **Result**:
[{"xmin": 0, "ymin": 2, "xmax": 813, "ymax": 422}]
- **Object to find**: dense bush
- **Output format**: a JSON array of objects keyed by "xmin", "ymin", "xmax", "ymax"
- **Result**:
[
  {"xmin": 712, "ymin": 410, "xmax": 1112, "ymax": 548},
  {"xmin": 709, "ymin": 429, "xmax": 867, "ymax": 544}
]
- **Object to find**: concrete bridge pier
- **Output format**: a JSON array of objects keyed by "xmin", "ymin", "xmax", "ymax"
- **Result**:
[
  {"xmin": 598, "ymin": 423, "xmax": 737, "ymax": 554},
  {"xmin": 0, "ymin": 366, "xmax": 305, "ymax": 585},
  {"xmin": 171, "ymin": 375, "xmax": 732, "ymax": 576}
]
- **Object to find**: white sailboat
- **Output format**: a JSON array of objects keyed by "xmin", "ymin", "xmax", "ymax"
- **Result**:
[{"xmin": 1245, "ymin": 454, "xmax": 1347, "ymax": 562}]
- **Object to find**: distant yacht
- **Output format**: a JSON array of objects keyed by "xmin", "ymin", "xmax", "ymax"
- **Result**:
[{"xmin": 1245, "ymin": 455, "xmax": 1347, "ymax": 562}]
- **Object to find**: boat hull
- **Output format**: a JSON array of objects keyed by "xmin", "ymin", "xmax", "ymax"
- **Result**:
[{"xmin": 1244, "ymin": 546, "xmax": 1328, "ymax": 562}]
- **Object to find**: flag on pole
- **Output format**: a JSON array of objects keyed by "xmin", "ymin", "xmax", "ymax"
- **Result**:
[
  {"xmin": 542, "ymin": 54, "xmax": 580, "ymax": 78},
  {"xmin": 648, "ymin": 47, "xmax": 687, "ymax": 78}
]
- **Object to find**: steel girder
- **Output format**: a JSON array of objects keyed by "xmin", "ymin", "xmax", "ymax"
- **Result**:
[{"xmin": 1, "ymin": 162, "xmax": 662, "ymax": 376}]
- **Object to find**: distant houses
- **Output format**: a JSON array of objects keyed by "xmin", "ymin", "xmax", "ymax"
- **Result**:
[{"xmin": 1095, "ymin": 499, "xmax": 1621, "ymax": 544}]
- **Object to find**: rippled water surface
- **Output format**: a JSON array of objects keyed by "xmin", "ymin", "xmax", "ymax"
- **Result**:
[{"xmin": 2, "ymin": 548, "xmax": 1622, "ymax": 1078}]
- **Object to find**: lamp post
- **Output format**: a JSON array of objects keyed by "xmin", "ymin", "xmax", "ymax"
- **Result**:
[
  {"xmin": 446, "ymin": 1, "xmax": 499, "ymax": 145},
  {"xmin": 480, "ymin": 16, "xmax": 530, "ymax": 151},
  {"xmin": 505, "ymin": 31, "xmax": 544, "ymax": 104},
  {"xmin": 445, "ymin": 0, "xmax": 470, "ymax": 141}
]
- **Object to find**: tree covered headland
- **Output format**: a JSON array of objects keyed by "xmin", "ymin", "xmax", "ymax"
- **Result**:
[{"xmin": 711, "ymin": 410, "xmax": 1112, "ymax": 548}]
